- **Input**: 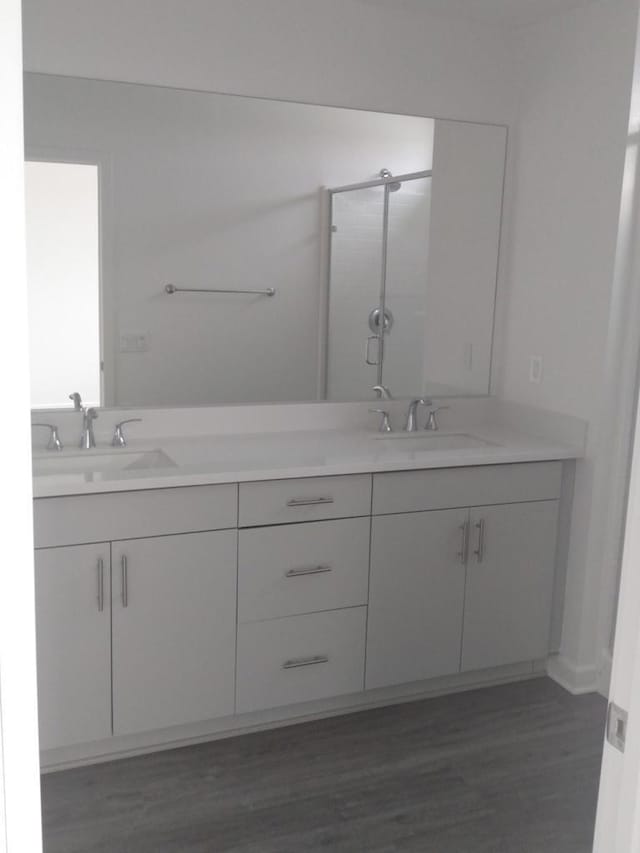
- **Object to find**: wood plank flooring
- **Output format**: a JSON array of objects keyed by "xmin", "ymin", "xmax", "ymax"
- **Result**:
[{"xmin": 41, "ymin": 678, "xmax": 606, "ymax": 853}]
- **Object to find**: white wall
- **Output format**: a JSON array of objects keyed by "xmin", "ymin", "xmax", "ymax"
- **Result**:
[
  {"xmin": 424, "ymin": 121, "xmax": 507, "ymax": 395},
  {"xmin": 498, "ymin": 0, "xmax": 640, "ymax": 692},
  {"xmin": 24, "ymin": 74, "xmax": 434, "ymax": 406},
  {"xmin": 21, "ymin": 0, "xmax": 516, "ymax": 126}
]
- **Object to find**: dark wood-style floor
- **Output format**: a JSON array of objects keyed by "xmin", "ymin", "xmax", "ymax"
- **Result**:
[{"xmin": 41, "ymin": 678, "xmax": 606, "ymax": 853}]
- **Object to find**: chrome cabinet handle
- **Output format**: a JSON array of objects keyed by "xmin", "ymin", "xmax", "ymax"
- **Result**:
[
  {"xmin": 286, "ymin": 496, "xmax": 334, "ymax": 507},
  {"xmin": 121, "ymin": 555, "xmax": 128, "ymax": 607},
  {"xmin": 365, "ymin": 335, "xmax": 380, "ymax": 365},
  {"xmin": 457, "ymin": 521, "xmax": 470, "ymax": 565},
  {"xmin": 474, "ymin": 519, "xmax": 486, "ymax": 563},
  {"xmin": 282, "ymin": 655, "xmax": 329, "ymax": 670},
  {"xmin": 285, "ymin": 565, "xmax": 332, "ymax": 578},
  {"xmin": 97, "ymin": 557, "xmax": 104, "ymax": 612}
]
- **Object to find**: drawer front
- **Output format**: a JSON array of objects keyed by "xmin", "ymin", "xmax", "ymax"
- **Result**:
[
  {"xmin": 238, "ymin": 517, "xmax": 370, "ymax": 622},
  {"xmin": 33, "ymin": 483, "xmax": 238, "ymax": 548},
  {"xmin": 236, "ymin": 607, "xmax": 366, "ymax": 714},
  {"xmin": 239, "ymin": 474, "xmax": 371, "ymax": 527},
  {"xmin": 372, "ymin": 462, "xmax": 562, "ymax": 516}
]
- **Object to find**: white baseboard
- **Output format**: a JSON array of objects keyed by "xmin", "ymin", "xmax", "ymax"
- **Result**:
[
  {"xmin": 546, "ymin": 653, "xmax": 602, "ymax": 694},
  {"xmin": 597, "ymin": 648, "xmax": 613, "ymax": 698}
]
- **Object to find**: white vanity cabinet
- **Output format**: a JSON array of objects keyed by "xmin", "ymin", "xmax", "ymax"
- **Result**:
[
  {"xmin": 111, "ymin": 530, "xmax": 237, "ymax": 736},
  {"xmin": 366, "ymin": 508, "xmax": 468, "ymax": 690},
  {"xmin": 236, "ymin": 476, "xmax": 372, "ymax": 714},
  {"xmin": 462, "ymin": 501, "xmax": 559, "ymax": 671},
  {"xmin": 32, "ymin": 459, "xmax": 569, "ymax": 766},
  {"xmin": 33, "ymin": 484, "xmax": 238, "ymax": 753},
  {"xmin": 34, "ymin": 543, "xmax": 111, "ymax": 750},
  {"xmin": 367, "ymin": 463, "xmax": 562, "ymax": 691}
]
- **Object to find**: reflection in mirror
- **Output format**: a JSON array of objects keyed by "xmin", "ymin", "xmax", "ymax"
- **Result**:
[
  {"xmin": 23, "ymin": 74, "xmax": 506, "ymax": 409},
  {"xmin": 25, "ymin": 159, "xmax": 101, "ymax": 408}
]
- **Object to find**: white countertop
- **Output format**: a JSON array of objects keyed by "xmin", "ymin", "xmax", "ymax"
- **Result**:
[{"xmin": 31, "ymin": 423, "xmax": 582, "ymax": 499}]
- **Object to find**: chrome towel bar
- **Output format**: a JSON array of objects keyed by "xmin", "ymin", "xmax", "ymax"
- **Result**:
[{"xmin": 165, "ymin": 283, "xmax": 275, "ymax": 297}]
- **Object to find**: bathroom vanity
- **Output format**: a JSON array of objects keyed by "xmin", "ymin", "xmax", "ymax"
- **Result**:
[
  {"xmin": 22, "ymin": 65, "xmax": 582, "ymax": 771},
  {"xmin": 32, "ymin": 413, "xmax": 580, "ymax": 770}
]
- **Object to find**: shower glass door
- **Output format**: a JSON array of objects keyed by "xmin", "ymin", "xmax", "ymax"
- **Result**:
[
  {"xmin": 325, "ymin": 171, "xmax": 432, "ymax": 401},
  {"xmin": 383, "ymin": 174, "xmax": 432, "ymax": 395},
  {"xmin": 326, "ymin": 184, "xmax": 386, "ymax": 400}
]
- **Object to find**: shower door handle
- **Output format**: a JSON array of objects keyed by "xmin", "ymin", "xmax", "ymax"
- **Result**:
[{"xmin": 365, "ymin": 335, "xmax": 380, "ymax": 365}]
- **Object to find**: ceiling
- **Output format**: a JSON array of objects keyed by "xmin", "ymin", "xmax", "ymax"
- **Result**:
[{"xmin": 357, "ymin": 0, "xmax": 599, "ymax": 28}]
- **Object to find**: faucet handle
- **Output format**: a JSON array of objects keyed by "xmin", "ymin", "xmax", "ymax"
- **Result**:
[
  {"xmin": 32, "ymin": 423, "xmax": 63, "ymax": 451},
  {"xmin": 69, "ymin": 392, "xmax": 83, "ymax": 411},
  {"xmin": 112, "ymin": 418, "xmax": 142, "ymax": 447},
  {"xmin": 425, "ymin": 405, "xmax": 450, "ymax": 431},
  {"xmin": 369, "ymin": 408, "xmax": 393, "ymax": 433}
]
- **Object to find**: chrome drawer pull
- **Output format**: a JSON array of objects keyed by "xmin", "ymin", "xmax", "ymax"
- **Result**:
[
  {"xmin": 457, "ymin": 521, "xmax": 470, "ymax": 565},
  {"xmin": 121, "ymin": 555, "xmax": 128, "ymax": 607},
  {"xmin": 286, "ymin": 496, "xmax": 334, "ymax": 507},
  {"xmin": 282, "ymin": 655, "xmax": 329, "ymax": 670},
  {"xmin": 474, "ymin": 519, "xmax": 486, "ymax": 563},
  {"xmin": 97, "ymin": 557, "xmax": 104, "ymax": 612},
  {"xmin": 285, "ymin": 565, "xmax": 333, "ymax": 578}
]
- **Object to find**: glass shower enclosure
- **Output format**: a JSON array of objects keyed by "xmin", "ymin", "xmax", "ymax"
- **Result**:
[{"xmin": 325, "ymin": 168, "xmax": 433, "ymax": 400}]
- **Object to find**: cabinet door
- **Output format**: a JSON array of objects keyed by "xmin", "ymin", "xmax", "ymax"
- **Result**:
[
  {"xmin": 366, "ymin": 508, "xmax": 468, "ymax": 690},
  {"xmin": 34, "ymin": 543, "xmax": 111, "ymax": 750},
  {"xmin": 112, "ymin": 530, "xmax": 237, "ymax": 736},
  {"xmin": 462, "ymin": 501, "xmax": 558, "ymax": 671}
]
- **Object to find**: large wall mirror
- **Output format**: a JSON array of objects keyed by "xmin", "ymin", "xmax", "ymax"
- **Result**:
[{"xmin": 23, "ymin": 73, "xmax": 506, "ymax": 409}]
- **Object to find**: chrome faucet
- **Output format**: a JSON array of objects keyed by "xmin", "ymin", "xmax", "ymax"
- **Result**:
[
  {"xmin": 373, "ymin": 384, "xmax": 392, "ymax": 400},
  {"xmin": 69, "ymin": 391, "xmax": 99, "ymax": 449},
  {"xmin": 80, "ymin": 407, "xmax": 98, "ymax": 449},
  {"xmin": 69, "ymin": 391, "xmax": 83, "ymax": 411},
  {"xmin": 405, "ymin": 398, "xmax": 432, "ymax": 432}
]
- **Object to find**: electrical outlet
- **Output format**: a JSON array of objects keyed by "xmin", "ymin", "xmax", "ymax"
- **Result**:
[
  {"xmin": 119, "ymin": 332, "xmax": 149, "ymax": 353},
  {"xmin": 464, "ymin": 343, "xmax": 473, "ymax": 372},
  {"xmin": 529, "ymin": 355, "xmax": 543, "ymax": 384}
]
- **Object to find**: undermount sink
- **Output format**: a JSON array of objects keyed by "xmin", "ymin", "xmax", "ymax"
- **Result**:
[
  {"xmin": 32, "ymin": 448, "xmax": 177, "ymax": 477},
  {"xmin": 373, "ymin": 432, "xmax": 496, "ymax": 451}
]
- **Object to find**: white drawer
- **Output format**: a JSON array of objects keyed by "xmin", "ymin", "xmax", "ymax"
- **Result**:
[
  {"xmin": 372, "ymin": 462, "xmax": 562, "ymax": 516},
  {"xmin": 238, "ymin": 517, "xmax": 370, "ymax": 622},
  {"xmin": 236, "ymin": 607, "xmax": 366, "ymax": 714},
  {"xmin": 238, "ymin": 474, "xmax": 371, "ymax": 527},
  {"xmin": 33, "ymin": 484, "xmax": 238, "ymax": 548}
]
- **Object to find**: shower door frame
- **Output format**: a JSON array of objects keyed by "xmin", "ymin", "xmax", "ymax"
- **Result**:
[{"xmin": 322, "ymin": 168, "xmax": 433, "ymax": 398}]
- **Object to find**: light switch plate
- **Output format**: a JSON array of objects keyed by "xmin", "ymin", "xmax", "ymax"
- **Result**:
[
  {"xmin": 119, "ymin": 332, "xmax": 149, "ymax": 353},
  {"xmin": 529, "ymin": 355, "xmax": 543, "ymax": 384},
  {"xmin": 464, "ymin": 343, "xmax": 473, "ymax": 372}
]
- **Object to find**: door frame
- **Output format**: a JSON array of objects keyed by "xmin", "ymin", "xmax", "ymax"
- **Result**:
[
  {"xmin": 594, "ymin": 384, "xmax": 640, "ymax": 850},
  {"xmin": 0, "ymin": 0, "xmax": 43, "ymax": 850},
  {"xmin": 24, "ymin": 143, "xmax": 116, "ymax": 408},
  {"xmin": 593, "ymin": 3, "xmax": 640, "ymax": 844}
]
